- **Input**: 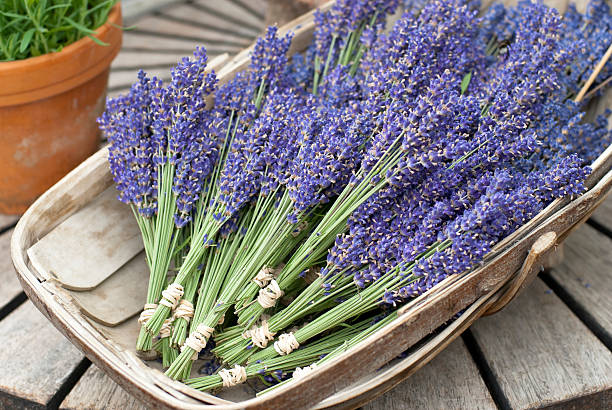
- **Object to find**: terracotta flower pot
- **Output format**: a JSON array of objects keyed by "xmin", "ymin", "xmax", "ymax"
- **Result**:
[{"xmin": 0, "ymin": 5, "xmax": 122, "ymax": 214}]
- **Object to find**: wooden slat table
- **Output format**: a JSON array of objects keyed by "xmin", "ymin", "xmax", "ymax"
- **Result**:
[{"xmin": 1, "ymin": 1, "xmax": 611, "ymax": 408}]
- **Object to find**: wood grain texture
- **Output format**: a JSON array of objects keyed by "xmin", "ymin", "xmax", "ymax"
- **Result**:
[
  {"xmin": 109, "ymin": 67, "xmax": 173, "ymax": 94},
  {"xmin": 27, "ymin": 186, "xmax": 143, "ymax": 290},
  {"xmin": 363, "ymin": 339, "xmax": 496, "ymax": 410},
  {"xmin": 160, "ymin": 3, "xmax": 261, "ymax": 39},
  {"xmin": 471, "ymin": 279, "xmax": 612, "ymax": 409},
  {"xmin": 112, "ymin": 50, "xmax": 196, "ymax": 69},
  {"xmin": 591, "ymin": 193, "xmax": 612, "ymax": 230},
  {"xmin": 60, "ymin": 365, "xmax": 148, "ymax": 410},
  {"xmin": 0, "ymin": 229, "xmax": 23, "ymax": 306},
  {"xmin": 120, "ymin": 31, "xmax": 239, "ymax": 54},
  {"xmin": 187, "ymin": 1, "xmax": 264, "ymax": 33},
  {"xmin": 222, "ymin": 0, "xmax": 267, "ymax": 24},
  {"xmin": 122, "ymin": 0, "xmax": 183, "ymax": 24},
  {"xmin": 133, "ymin": 16, "xmax": 250, "ymax": 48},
  {"xmin": 0, "ymin": 302, "xmax": 83, "ymax": 407},
  {"xmin": 547, "ymin": 224, "xmax": 612, "ymax": 340}
]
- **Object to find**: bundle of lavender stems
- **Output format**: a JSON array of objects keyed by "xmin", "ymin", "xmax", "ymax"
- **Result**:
[{"xmin": 99, "ymin": 0, "xmax": 612, "ymax": 392}]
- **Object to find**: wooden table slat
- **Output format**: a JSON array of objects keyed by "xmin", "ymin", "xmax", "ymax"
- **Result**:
[
  {"xmin": 0, "ymin": 302, "xmax": 84, "ymax": 407},
  {"xmin": 471, "ymin": 279, "xmax": 612, "ymax": 409},
  {"xmin": 160, "ymin": 3, "xmax": 262, "ymax": 39},
  {"xmin": 591, "ymin": 193, "xmax": 612, "ymax": 231},
  {"xmin": 186, "ymin": 1, "xmax": 264, "ymax": 33},
  {"xmin": 120, "ymin": 31, "xmax": 242, "ymax": 54},
  {"xmin": 364, "ymin": 339, "xmax": 497, "ymax": 410},
  {"xmin": 133, "ymin": 15, "xmax": 251, "ymax": 48},
  {"xmin": 112, "ymin": 50, "xmax": 200, "ymax": 70},
  {"xmin": 547, "ymin": 224, "xmax": 612, "ymax": 343},
  {"xmin": 60, "ymin": 366, "xmax": 147, "ymax": 410}
]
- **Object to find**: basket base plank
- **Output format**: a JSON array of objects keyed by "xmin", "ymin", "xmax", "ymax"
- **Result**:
[
  {"xmin": 68, "ymin": 251, "xmax": 149, "ymax": 327},
  {"xmin": 27, "ymin": 186, "xmax": 143, "ymax": 291}
]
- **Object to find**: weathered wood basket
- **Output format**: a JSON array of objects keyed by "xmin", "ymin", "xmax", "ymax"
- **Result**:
[{"xmin": 11, "ymin": 2, "xmax": 612, "ymax": 409}]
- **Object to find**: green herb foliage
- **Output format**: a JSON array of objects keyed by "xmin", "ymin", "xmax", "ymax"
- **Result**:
[{"xmin": 0, "ymin": 0, "xmax": 117, "ymax": 61}]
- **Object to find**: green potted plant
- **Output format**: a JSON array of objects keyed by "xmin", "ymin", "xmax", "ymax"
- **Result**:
[{"xmin": 0, "ymin": 0, "xmax": 122, "ymax": 214}]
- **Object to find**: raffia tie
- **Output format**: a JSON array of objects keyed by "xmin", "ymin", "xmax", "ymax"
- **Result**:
[
  {"xmin": 250, "ymin": 320, "xmax": 276, "ymax": 348},
  {"xmin": 138, "ymin": 303, "xmax": 158, "ymax": 325},
  {"xmin": 257, "ymin": 279, "xmax": 284, "ymax": 309},
  {"xmin": 173, "ymin": 299, "xmax": 194, "ymax": 323},
  {"xmin": 293, "ymin": 363, "xmax": 318, "ymax": 380},
  {"xmin": 219, "ymin": 364, "xmax": 247, "ymax": 388},
  {"xmin": 182, "ymin": 323, "xmax": 214, "ymax": 360},
  {"xmin": 253, "ymin": 267, "xmax": 275, "ymax": 287},
  {"xmin": 159, "ymin": 318, "xmax": 173, "ymax": 339},
  {"xmin": 159, "ymin": 283, "xmax": 184, "ymax": 310},
  {"xmin": 291, "ymin": 221, "xmax": 309, "ymax": 238},
  {"xmin": 274, "ymin": 332, "xmax": 299, "ymax": 356}
]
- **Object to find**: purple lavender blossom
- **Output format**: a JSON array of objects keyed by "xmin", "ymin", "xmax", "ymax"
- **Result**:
[{"xmin": 100, "ymin": 71, "xmax": 161, "ymax": 217}]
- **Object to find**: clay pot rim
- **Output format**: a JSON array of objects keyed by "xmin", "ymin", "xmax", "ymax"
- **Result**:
[{"xmin": 0, "ymin": 4, "xmax": 122, "ymax": 106}]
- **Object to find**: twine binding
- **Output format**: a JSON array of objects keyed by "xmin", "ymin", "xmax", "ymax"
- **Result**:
[
  {"xmin": 253, "ymin": 267, "xmax": 275, "ymax": 287},
  {"xmin": 159, "ymin": 318, "xmax": 173, "ymax": 339},
  {"xmin": 138, "ymin": 303, "xmax": 158, "ymax": 325},
  {"xmin": 250, "ymin": 320, "xmax": 276, "ymax": 348},
  {"xmin": 159, "ymin": 283, "xmax": 184, "ymax": 310},
  {"xmin": 219, "ymin": 364, "xmax": 247, "ymax": 387},
  {"xmin": 274, "ymin": 332, "xmax": 299, "ymax": 355},
  {"xmin": 173, "ymin": 299, "xmax": 194, "ymax": 323},
  {"xmin": 257, "ymin": 279, "xmax": 284, "ymax": 309},
  {"xmin": 182, "ymin": 323, "xmax": 214, "ymax": 360},
  {"xmin": 293, "ymin": 363, "xmax": 318, "ymax": 380}
]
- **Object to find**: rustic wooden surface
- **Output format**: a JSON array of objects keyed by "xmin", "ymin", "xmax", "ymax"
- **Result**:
[
  {"xmin": 364, "ymin": 339, "xmax": 497, "ymax": 410},
  {"xmin": 471, "ymin": 279, "xmax": 612, "ymax": 409},
  {"xmin": 60, "ymin": 366, "xmax": 146, "ymax": 410},
  {"xmin": 0, "ymin": 303, "xmax": 84, "ymax": 409},
  {"xmin": 27, "ymin": 187, "xmax": 143, "ymax": 291},
  {"xmin": 1, "ymin": 0, "xmax": 611, "ymax": 409}
]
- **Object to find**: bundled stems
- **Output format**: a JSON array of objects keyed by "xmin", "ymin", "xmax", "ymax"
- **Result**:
[
  {"xmin": 186, "ymin": 317, "xmax": 375, "ymax": 391},
  {"xmin": 136, "ymin": 162, "xmax": 180, "ymax": 351}
]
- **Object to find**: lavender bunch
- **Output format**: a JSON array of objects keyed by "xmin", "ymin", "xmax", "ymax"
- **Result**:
[
  {"xmin": 162, "ymin": 31, "xmax": 328, "ymax": 378},
  {"xmin": 248, "ymin": 160, "xmax": 588, "ymax": 365},
  {"xmin": 99, "ymin": 48, "xmax": 220, "ymax": 352},
  {"xmin": 312, "ymin": 0, "xmax": 400, "ymax": 93},
  {"xmin": 233, "ymin": 0, "xmax": 486, "ymax": 338},
  {"xmin": 166, "ymin": 87, "xmax": 312, "ymax": 379},
  {"xmin": 225, "ymin": 0, "xmax": 605, "ymax": 366}
]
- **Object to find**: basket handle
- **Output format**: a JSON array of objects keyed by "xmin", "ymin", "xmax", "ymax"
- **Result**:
[{"xmin": 483, "ymin": 231, "xmax": 557, "ymax": 316}]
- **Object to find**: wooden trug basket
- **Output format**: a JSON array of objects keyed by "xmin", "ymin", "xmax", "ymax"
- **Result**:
[{"xmin": 11, "ymin": 2, "xmax": 612, "ymax": 409}]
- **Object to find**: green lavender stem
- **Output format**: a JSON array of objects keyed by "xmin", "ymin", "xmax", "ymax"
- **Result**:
[
  {"xmin": 247, "ymin": 241, "xmax": 450, "ymax": 364},
  {"xmin": 258, "ymin": 313, "xmax": 398, "ymax": 396}
]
